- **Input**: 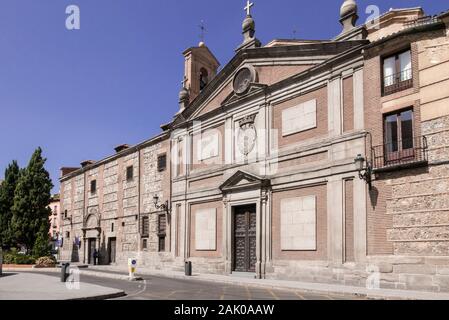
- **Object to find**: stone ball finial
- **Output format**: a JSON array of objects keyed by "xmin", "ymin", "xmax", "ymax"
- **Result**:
[
  {"xmin": 179, "ymin": 86, "xmax": 189, "ymax": 102},
  {"xmin": 242, "ymin": 15, "xmax": 255, "ymax": 32},
  {"xmin": 340, "ymin": 0, "xmax": 357, "ymax": 18},
  {"xmin": 198, "ymin": 41, "xmax": 206, "ymax": 48}
]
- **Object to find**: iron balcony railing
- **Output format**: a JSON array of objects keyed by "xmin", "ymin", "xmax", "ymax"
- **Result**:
[
  {"xmin": 383, "ymin": 69, "xmax": 413, "ymax": 95},
  {"xmin": 403, "ymin": 15, "xmax": 441, "ymax": 29},
  {"xmin": 371, "ymin": 136, "xmax": 428, "ymax": 171}
]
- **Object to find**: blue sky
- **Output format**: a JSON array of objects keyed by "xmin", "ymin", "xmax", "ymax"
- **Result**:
[{"xmin": 0, "ymin": 0, "xmax": 447, "ymax": 193}]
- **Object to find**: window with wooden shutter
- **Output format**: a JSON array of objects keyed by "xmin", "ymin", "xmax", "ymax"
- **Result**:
[
  {"xmin": 141, "ymin": 216, "xmax": 149, "ymax": 237},
  {"xmin": 158, "ymin": 214, "xmax": 167, "ymax": 252}
]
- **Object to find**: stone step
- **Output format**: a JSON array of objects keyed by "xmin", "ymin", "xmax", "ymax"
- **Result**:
[{"xmin": 230, "ymin": 272, "xmax": 257, "ymax": 279}]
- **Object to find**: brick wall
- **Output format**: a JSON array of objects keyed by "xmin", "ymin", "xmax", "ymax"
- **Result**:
[
  {"xmin": 271, "ymin": 184, "xmax": 327, "ymax": 261},
  {"xmin": 343, "ymin": 76, "xmax": 354, "ymax": 132},
  {"xmin": 344, "ymin": 179, "xmax": 355, "ymax": 262},
  {"xmin": 272, "ymin": 86, "xmax": 328, "ymax": 149},
  {"xmin": 189, "ymin": 200, "xmax": 223, "ymax": 258}
]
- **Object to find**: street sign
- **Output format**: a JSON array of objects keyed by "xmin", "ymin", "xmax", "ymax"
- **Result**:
[{"xmin": 128, "ymin": 258, "xmax": 137, "ymax": 280}]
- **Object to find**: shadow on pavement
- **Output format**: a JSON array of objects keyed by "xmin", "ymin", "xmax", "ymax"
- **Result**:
[{"xmin": 0, "ymin": 273, "xmax": 19, "ymax": 278}]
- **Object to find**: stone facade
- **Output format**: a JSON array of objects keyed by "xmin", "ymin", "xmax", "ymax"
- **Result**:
[{"xmin": 59, "ymin": 3, "xmax": 449, "ymax": 293}]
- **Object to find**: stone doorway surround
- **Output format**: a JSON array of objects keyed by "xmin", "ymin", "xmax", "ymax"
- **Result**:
[
  {"xmin": 82, "ymin": 213, "xmax": 101, "ymax": 265},
  {"xmin": 232, "ymin": 204, "xmax": 257, "ymax": 273},
  {"xmin": 220, "ymin": 170, "xmax": 271, "ymax": 279}
]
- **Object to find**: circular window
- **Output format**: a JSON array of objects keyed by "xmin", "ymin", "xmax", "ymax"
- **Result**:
[{"xmin": 233, "ymin": 67, "xmax": 253, "ymax": 95}]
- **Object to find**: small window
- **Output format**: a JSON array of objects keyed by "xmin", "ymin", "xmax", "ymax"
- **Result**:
[
  {"xmin": 64, "ymin": 210, "xmax": 68, "ymax": 219},
  {"xmin": 126, "ymin": 166, "xmax": 134, "ymax": 182},
  {"xmin": 142, "ymin": 239, "xmax": 148, "ymax": 250},
  {"xmin": 66, "ymin": 231, "xmax": 70, "ymax": 239},
  {"xmin": 90, "ymin": 180, "xmax": 97, "ymax": 194},
  {"xmin": 382, "ymin": 49, "xmax": 412, "ymax": 95},
  {"xmin": 157, "ymin": 154, "xmax": 167, "ymax": 172},
  {"xmin": 141, "ymin": 216, "xmax": 149, "ymax": 237},
  {"xmin": 158, "ymin": 214, "xmax": 167, "ymax": 252},
  {"xmin": 111, "ymin": 223, "xmax": 114, "ymax": 233}
]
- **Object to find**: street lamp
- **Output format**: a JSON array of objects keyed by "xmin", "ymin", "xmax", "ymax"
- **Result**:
[
  {"xmin": 153, "ymin": 195, "xmax": 170, "ymax": 215},
  {"xmin": 354, "ymin": 154, "xmax": 373, "ymax": 190}
]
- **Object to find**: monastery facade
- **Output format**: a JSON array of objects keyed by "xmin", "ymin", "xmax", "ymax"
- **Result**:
[{"xmin": 59, "ymin": 1, "xmax": 449, "ymax": 292}]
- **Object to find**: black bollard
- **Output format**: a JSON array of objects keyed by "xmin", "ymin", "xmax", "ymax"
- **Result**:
[
  {"xmin": 60, "ymin": 263, "xmax": 70, "ymax": 282},
  {"xmin": 185, "ymin": 261, "xmax": 192, "ymax": 276}
]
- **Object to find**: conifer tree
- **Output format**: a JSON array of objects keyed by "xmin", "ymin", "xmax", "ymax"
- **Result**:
[
  {"xmin": 0, "ymin": 160, "xmax": 21, "ymax": 249},
  {"xmin": 11, "ymin": 148, "xmax": 53, "ymax": 253}
]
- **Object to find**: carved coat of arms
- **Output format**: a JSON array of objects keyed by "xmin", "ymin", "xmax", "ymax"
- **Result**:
[{"xmin": 237, "ymin": 114, "xmax": 257, "ymax": 157}]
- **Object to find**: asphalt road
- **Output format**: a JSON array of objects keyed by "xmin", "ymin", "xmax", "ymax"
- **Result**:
[{"xmin": 41, "ymin": 272, "xmax": 361, "ymax": 300}]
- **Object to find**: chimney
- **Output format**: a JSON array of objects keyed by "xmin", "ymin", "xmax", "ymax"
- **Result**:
[
  {"xmin": 114, "ymin": 144, "xmax": 130, "ymax": 153},
  {"xmin": 80, "ymin": 160, "xmax": 96, "ymax": 168},
  {"xmin": 182, "ymin": 43, "xmax": 220, "ymax": 102},
  {"xmin": 60, "ymin": 167, "xmax": 80, "ymax": 177}
]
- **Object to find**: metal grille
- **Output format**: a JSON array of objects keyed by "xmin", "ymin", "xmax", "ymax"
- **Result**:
[
  {"xmin": 383, "ymin": 69, "xmax": 413, "ymax": 95},
  {"xmin": 157, "ymin": 154, "xmax": 167, "ymax": 172},
  {"xmin": 372, "ymin": 136, "xmax": 428, "ymax": 171},
  {"xmin": 403, "ymin": 15, "xmax": 441, "ymax": 28},
  {"xmin": 141, "ymin": 216, "xmax": 149, "ymax": 237}
]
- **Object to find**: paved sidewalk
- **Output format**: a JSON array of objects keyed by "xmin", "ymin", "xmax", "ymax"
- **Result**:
[
  {"xmin": 80, "ymin": 265, "xmax": 449, "ymax": 300},
  {"xmin": 6, "ymin": 265, "xmax": 449, "ymax": 300},
  {"xmin": 0, "ymin": 272, "xmax": 125, "ymax": 300}
]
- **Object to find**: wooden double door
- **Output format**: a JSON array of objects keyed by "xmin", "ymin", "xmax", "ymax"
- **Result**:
[
  {"xmin": 233, "ymin": 205, "xmax": 257, "ymax": 273},
  {"xmin": 108, "ymin": 238, "xmax": 117, "ymax": 264},
  {"xmin": 87, "ymin": 238, "xmax": 96, "ymax": 265}
]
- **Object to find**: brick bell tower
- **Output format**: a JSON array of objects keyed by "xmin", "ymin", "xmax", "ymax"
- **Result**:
[{"xmin": 178, "ymin": 42, "xmax": 220, "ymax": 112}]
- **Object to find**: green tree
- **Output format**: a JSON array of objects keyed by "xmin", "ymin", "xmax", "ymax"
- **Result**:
[
  {"xmin": 33, "ymin": 224, "xmax": 51, "ymax": 257},
  {"xmin": 0, "ymin": 160, "xmax": 21, "ymax": 249},
  {"xmin": 11, "ymin": 148, "xmax": 53, "ymax": 253}
]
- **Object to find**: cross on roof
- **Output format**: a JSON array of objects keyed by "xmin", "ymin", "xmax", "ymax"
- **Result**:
[
  {"xmin": 244, "ymin": 1, "xmax": 254, "ymax": 16},
  {"xmin": 199, "ymin": 20, "xmax": 206, "ymax": 43}
]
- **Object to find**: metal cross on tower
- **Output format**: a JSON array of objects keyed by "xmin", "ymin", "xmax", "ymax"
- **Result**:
[
  {"xmin": 199, "ymin": 20, "xmax": 206, "ymax": 43},
  {"xmin": 244, "ymin": 1, "xmax": 254, "ymax": 16}
]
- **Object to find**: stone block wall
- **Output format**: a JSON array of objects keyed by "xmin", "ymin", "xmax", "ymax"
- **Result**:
[{"xmin": 384, "ymin": 116, "xmax": 449, "ymax": 256}]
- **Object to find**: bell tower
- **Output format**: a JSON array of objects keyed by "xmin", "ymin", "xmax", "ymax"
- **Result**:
[{"xmin": 182, "ymin": 43, "xmax": 220, "ymax": 103}]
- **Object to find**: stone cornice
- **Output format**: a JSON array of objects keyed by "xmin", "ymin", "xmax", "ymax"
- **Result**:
[
  {"xmin": 170, "ymin": 40, "xmax": 369, "ymax": 129},
  {"xmin": 60, "ymin": 132, "xmax": 170, "ymax": 182}
]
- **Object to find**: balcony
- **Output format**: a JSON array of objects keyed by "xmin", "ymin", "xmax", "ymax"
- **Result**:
[
  {"xmin": 383, "ymin": 69, "xmax": 413, "ymax": 96},
  {"xmin": 371, "ymin": 136, "xmax": 428, "ymax": 172},
  {"xmin": 403, "ymin": 15, "xmax": 441, "ymax": 29}
]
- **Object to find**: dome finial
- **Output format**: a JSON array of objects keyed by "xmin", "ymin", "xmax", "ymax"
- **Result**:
[
  {"xmin": 178, "ymin": 76, "xmax": 190, "ymax": 113},
  {"xmin": 339, "ymin": 0, "xmax": 358, "ymax": 34},
  {"xmin": 236, "ymin": 1, "xmax": 261, "ymax": 52},
  {"xmin": 340, "ymin": 0, "xmax": 357, "ymax": 18}
]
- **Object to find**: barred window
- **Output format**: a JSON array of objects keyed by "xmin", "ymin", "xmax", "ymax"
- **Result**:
[
  {"xmin": 141, "ymin": 216, "xmax": 149, "ymax": 237},
  {"xmin": 126, "ymin": 166, "xmax": 134, "ymax": 182},
  {"xmin": 158, "ymin": 214, "xmax": 167, "ymax": 252},
  {"xmin": 90, "ymin": 180, "xmax": 97, "ymax": 194},
  {"xmin": 157, "ymin": 154, "xmax": 167, "ymax": 172}
]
